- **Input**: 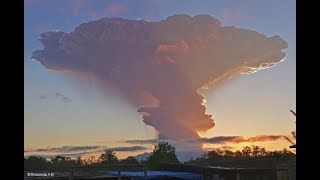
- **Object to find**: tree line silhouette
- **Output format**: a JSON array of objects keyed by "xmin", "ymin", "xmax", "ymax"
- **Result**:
[{"xmin": 24, "ymin": 142, "xmax": 295, "ymax": 172}]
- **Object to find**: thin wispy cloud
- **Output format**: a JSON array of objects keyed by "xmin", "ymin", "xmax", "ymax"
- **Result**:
[
  {"xmin": 107, "ymin": 146, "xmax": 148, "ymax": 152},
  {"xmin": 55, "ymin": 92, "xmax": 72, "ymax": 103},
  {"xmin": 124, "ymin": 139, "xmax": 159, "ymax": 145},
  {"xmin": 193, "ymin": 135, "xmax": 284, "ymax": 144},
  {"xmin": 24, "ymin": 150, "xmax": 102, "ymax": 159},
  {"xmin": 39, "ymin": 92, "xmax": 72, "ymax": 103},
  {"xmin": 203, "ymin": 145, "xmax": 235, "ymax": 151},
  {"xmin": 24, "ymin": 145, "xmax": 148, "ymax": 158},
  {"xmin": 24, "ymin": 145, "xmax": 102, "ymax": 153},
  {"xmin": 125, "ymin": 135, "xmax": 286, "ymax": 145}
]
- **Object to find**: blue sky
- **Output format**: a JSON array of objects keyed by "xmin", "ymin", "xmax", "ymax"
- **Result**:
[{"xmin": 24, "ymin": 0, "xmax": 295, "ymax": 158}]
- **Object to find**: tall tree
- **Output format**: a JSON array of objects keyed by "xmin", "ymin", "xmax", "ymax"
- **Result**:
[
  {"xmin": 206, "ymin": 150, "xmax": 223, "ymax": 163},
  {"xmin": 49, "ymin": 156, "xmax": 77, "ymax": 171},
  {"xmin": 84, "ymin": 156, "xmax": 97, "ymax": 165},
  {"xmin": 284, "ymin": 110, "xmax": 296, "ymax": 145},
  {"xmin": 147, "ymin": 141, "xmax": 179, "ymax": 170},
  {"xmin": 76, "ymin": 156, "xmax": 83, "ymax": 166},
  {"xmin": 252, "ymin": 146, "xmax": 267, "ymax": 157},
  {"xmin": 242, "ymin": 146, "xmax": 252, "ymax": 157},
  {"xmin": 99, "ymin": 150, "xmax": 119, "ymax": 164},
  {"xmin": 290, "ymin": 110, "xmax": 296, "ymax": 140}
]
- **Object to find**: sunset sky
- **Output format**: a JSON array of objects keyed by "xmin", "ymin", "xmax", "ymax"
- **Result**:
[{"xmin": 24, "ymin": 0, "xmax": 295, "ymax": 159}]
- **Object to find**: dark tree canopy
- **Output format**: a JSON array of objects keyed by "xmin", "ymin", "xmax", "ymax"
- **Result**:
[
  {"xmin": 24, "ymin": 156, "xmax": 48, "ymax": 170},
  {"xmin": 120, "ymin": 156, "xmax": 139, "ymax": 164},
  {"xmin": 147, "ymin": 141, "xmax": 180, "ymax": 170},
  {"xmin": 99, "ymin": 150, "xmax": 119, "ymax": 164},
  {"xmin": 24, "ymin": 144, "xmax": 295, "ymax": 173}
]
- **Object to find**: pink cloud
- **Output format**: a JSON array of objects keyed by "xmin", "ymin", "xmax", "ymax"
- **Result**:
[{"xmin": 32, "ymin": 14, "xmax": 287, "ymax": 150}]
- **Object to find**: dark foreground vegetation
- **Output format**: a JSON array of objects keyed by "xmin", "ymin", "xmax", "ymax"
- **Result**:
[{"xmin": 25, "ymin": 142, "xmax": 295, "ymax": 174}]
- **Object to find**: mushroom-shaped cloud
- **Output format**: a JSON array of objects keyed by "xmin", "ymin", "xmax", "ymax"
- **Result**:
[{"xmin": 32, "ymin": 14, "xmax": 287, "ymax": 148}]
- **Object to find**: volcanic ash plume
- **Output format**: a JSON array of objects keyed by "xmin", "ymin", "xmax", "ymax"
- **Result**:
[{"xmin": 32, "ymin": 14, "xmax": 287, "ymax": 142}]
